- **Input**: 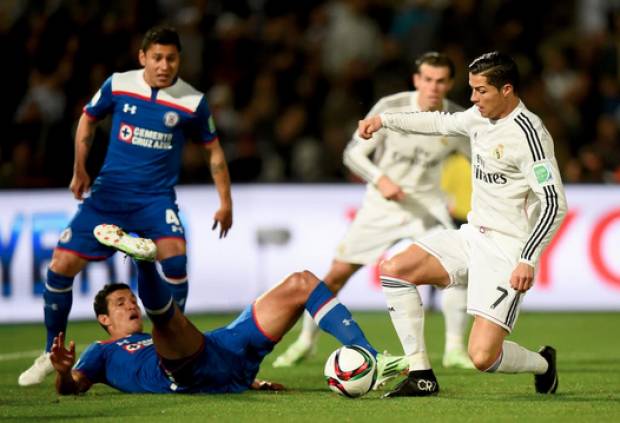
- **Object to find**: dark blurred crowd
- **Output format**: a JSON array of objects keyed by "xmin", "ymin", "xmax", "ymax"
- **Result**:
[{"xmin": 1, "ymin": 0, "xmax": 619, "ymax": 188}]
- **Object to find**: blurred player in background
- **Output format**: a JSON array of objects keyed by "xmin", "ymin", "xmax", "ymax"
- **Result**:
[
  {"xmin": 19, "ymin": 26, "xmax": 233, "ymax": 386},
  {"xmin": 273, "ymin": 52, "xmax": 474, "ymax": 371},
  {"xmin": 358, "ymin": 51, "xmax": 567, "ymax": 396},
  {"xmin": 49, "ymin": 225, "xmax": 407, "ymax": 395}
]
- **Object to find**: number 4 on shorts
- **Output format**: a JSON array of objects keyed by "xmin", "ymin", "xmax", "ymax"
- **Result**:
[
  {"xmin": 166, "ymin": 209, "xmax": 181, "ymax": 226},
  {"xmin": 491, "ymin": 287, "xmax": 508, "ymax": 309}
]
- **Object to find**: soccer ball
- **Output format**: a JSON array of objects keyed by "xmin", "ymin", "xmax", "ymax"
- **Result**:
[{"xmin": 324, "ymin": 345, "xmax": 377, "ymax": 398}]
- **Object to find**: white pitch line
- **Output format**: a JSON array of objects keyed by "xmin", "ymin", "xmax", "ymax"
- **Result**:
[
  {"xmin": 0, "ymin": 350, "xmax": 42, "ymax": 362},
  {"xmin": 0, "ymin": 345, "xmax": 88, "ymax": 362}
]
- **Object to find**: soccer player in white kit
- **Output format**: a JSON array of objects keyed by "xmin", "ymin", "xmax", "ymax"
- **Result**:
[
  {"xmin": 358, "ymin": 51, "xmax": 567, "ymax": 396},
  {"xmin": 273, "ymin": 52, "xmax": 474, "ymax": 371}
]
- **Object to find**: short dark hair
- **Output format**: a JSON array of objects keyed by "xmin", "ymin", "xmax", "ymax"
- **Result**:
[
  {"xmin": 141, "ymin": 25, "xmax": 182, "ymax": 52},
  {"xmin": 415, "ymin": 52, "xmax": 456, "ymax": 79},
  {"xmin": 93, "ymin": 283, "xmax": 132, "ymax": 332},
  {"xmin": 468, "ymin": 51, "xmax": 520, "ymax": 93}
]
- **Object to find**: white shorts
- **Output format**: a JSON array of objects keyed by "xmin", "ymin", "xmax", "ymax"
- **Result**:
[
  {"xmin": 335, "ymin": 205, "xmax": 443, "ymax": 265},
  {"xmin": 415, "ymin": 224, "xmax": 524, "ymax": 332}
]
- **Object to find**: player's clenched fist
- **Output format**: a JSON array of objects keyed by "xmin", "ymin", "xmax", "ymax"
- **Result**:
[
  {"xmin": 357, "ymin": 115, "xmax": 383, "ymax": 139},
  {"xmin": 510, "ymin": 262, "xmax": 535, "ymax": 293}
]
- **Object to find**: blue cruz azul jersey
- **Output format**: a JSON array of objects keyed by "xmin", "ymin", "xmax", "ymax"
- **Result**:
[
  {"xmin": 84, "ymin": 69, "xmax": 218, "ymax": 196},
  {"xmin": 74, "ymin": 333, "xmax": 183, "ymax": 393}
]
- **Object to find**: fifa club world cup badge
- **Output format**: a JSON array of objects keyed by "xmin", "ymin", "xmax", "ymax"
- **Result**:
[
  {"xmin": 533, "ymin": 161, "xmax": 554, "ymax": 186},
  {"xmin": 163, "ymin": 111, "xmax": 179, "ymax": 128}
]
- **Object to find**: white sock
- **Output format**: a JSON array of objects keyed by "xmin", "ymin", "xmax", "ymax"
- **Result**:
[
  {"xmin": 487, "ymin": 341, "xmax": 548, "ymax": 374},
  {"xmin": 381, "ymin": 276, "xmax": 431, "ymax": 371},
  {"xmin": 299, "ymin": 310, "xmax": 320, "ymax": 345},
  {"xmin": 441, "ymin": 285, "xmax": 469, "ymax": 352}
]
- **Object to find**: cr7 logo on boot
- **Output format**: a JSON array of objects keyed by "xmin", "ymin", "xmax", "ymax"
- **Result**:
[{"xmin": 417, "ymin": 379, "xmax": 436, "ymax": 391}]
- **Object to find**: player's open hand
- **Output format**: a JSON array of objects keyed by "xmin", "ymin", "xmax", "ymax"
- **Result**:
[
  {"xmin": 212, "ymin": 206, "xmax": 233, "ymax": 238},
  {"xmin": 70, "ymin": 168, "xmax": 91, "ymax": 200},
  {"xmin": 251, "ymin": 379, "xmax": 285, "ymax": 391},
  {"xmin": 510, "ymin": 262, "xmax": 535, "ymax": 292},
  {"xmin": 357, "ymin": 115, "xmax": 383, "ymax": 139},
  {"xmin": 50, "ymin": 332, "xmax": 76, "ymax": 375},
  {"xmin": 376, "ymin": 175, "xmax": 406, "ymax": 201}
]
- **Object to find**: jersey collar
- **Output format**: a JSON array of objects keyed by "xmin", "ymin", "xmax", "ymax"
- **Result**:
[
  {"xmin": 489, "ymin": 100, "xmax": 525, "ymax": 125},
  {"xmin": 138, "ymin": 69, "xmax": 180, "ymax": 94}
]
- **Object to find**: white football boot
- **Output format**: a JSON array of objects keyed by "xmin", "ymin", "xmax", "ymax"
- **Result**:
[
  {"xmin": 272, "ymin": 338, "xmax": 316, "ymax": 368},
  {"xmin": 442, "ymin": 348, "xmax": 475, "ymax": 369},
  {"xmin": 93, "ymin": 224, "xmax": 156, "ymax": 261},
  {"xmin": 18, "ymin": 352, "xmax": 54, "ymax": 386}
]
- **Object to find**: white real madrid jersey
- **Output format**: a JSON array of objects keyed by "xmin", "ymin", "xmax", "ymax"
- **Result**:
[{"xmin": 381, "ymin": 101, "xmax": 568, "ymax": 266}]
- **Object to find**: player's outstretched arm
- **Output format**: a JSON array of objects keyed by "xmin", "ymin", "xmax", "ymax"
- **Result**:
[
  {"xmin": 70, "ymin": 114, "xmax": 98, "ymax": 200},
  {"xmin": 357, "ymin": 115, "xmax": 383, "ymax": 139},
  {"xmin": 204, "ymin": 139, "xmax": 233, "ymax": 238},
  {"xmin": 50, "ymin": 332, "xmax": 92, "ymax": 395}
]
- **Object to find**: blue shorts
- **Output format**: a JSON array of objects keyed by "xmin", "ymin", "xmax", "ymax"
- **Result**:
[
  {"xmin": 188, "ymin": 305, "xmax": 277, "ymax": 394},
  {"xmin": 57, "ymin": 190, "xmax": 185, "ymax": 259}
]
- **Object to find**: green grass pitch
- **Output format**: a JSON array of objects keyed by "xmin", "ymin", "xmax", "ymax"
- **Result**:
[{"xmin": 1, "ymin": 311, "xmax": 619, "ymax": 422}]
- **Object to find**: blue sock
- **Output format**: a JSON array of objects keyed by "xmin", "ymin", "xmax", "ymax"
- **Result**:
[
  {"xmin": 44, "ymin": 270, "xmax": 74, "ymax": 352},
  {"xmin": 305, "ymin": 282, "xmax": 377, "ymax": 357},
  {"xmin": 135, "ymin": 261, "xmax": 175, "ymax": 325},
  {"xmin": 160, "ymin": 255, "xmax": 188, "ymax": 312}
]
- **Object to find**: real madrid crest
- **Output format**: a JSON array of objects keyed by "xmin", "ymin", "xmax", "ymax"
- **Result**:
[
  {"xmin": 163, "ymin": 111, "xmax": 179, "ymax": 128},
  {"xmin": 493, "ymin": 144, "xmax": 504, "ymax": 160}
]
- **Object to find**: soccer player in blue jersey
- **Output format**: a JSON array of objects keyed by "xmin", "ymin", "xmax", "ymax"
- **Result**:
[
  {"xmin": 49, "ymin": 225, "xmax": 407, "ymax": 395},
  {"xmin": 19, "ymin": 26, "xmax": 233, "ymax": 386}
]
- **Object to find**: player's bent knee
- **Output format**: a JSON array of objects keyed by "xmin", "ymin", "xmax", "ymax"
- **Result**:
[
  {"xmin": 468, "ymin": 346, "xmax": 498, "ymax": 372},
  {"xmin": 379, "ymin": 257, "xmax": 399, "ymax": 278},
  {"xmin": 284, "ymin": 271, "xmax": 319, "ymax": 301},
  {"xmin": 380, "ymin": 257, "xmax": 419, "ymax": 281},
  {"xmin": 49, "ymin": 249, "xmax": 86, "ymax": 276}
]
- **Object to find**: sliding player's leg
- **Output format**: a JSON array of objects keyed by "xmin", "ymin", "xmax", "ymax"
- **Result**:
[
  {"xmin": 272, "ymin": 261, "xmax": 361, "ymax": 368},
  {"xmin": 256, "ymin": 270, "xmax": 408, "ymax": 387}
]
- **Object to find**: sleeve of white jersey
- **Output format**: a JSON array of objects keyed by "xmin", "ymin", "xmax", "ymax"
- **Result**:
[
  {"xmin": 515, "ymin": 117, "xmax": 567, "ymax": 267},
  {"xmin": 344, "ymin": 99, "xmax": 389, "ymax": 184},
  {"xmin": 380, "ymin": 109, "xmax": 471, "ymax": 138}
]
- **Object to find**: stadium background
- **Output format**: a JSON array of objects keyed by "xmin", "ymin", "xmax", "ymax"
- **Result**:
[
  {"xmin": 1, "ymin": 2, "xmax": 620, "ymax": 420},
  {"xmin": 2, "ymin": 0, "xmax": 619, "ymax": 186},
  {"xmin": 0, "ymin": 0, "xmax": 619, "ymax": 322}
]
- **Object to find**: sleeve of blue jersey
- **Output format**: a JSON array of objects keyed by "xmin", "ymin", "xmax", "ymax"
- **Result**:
[
  {"xmin": 73, "ymin": 342, "xmax": 106, "ymax": 383},
  {"xmin": 83, "ymin": 76, "xmax": 115, "ymax": 120},
  {"xmin": 195, "ymin": 97, "xmax": 219, "ymax": 144}
]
